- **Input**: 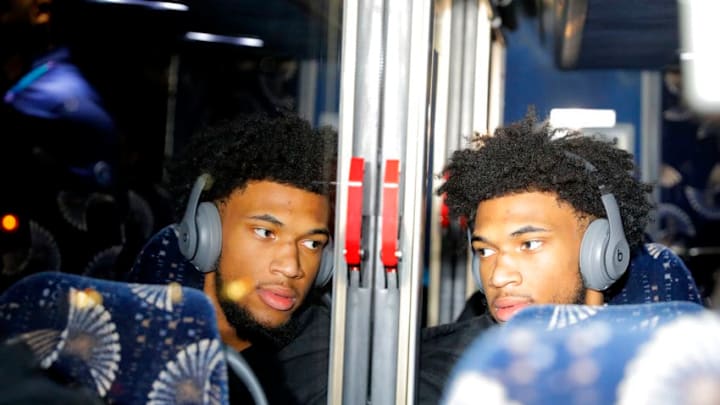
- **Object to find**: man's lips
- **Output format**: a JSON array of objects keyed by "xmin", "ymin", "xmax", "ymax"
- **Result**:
[
  {"xmin": 493, "ymin": 296, "xmax": 532, "ymax": 322},
  {"xmin": 256, "ymin": 285, "xmax": 297, "ymax": 311}
]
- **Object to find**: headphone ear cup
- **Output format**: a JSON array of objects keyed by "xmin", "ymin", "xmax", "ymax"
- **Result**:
[
  {"xmin": 191, "ymin": 202, "xmax": 222, "ymax": 273},
  {"xmin": 471, "ymin": 249, "xmax": 483, "ymax": 292},
  {"xmin": 178, "ymin": 217, "xmax": 197, "ymax": 264},
  {"xmin": 467, "ymin": 229, "xmax": 483, "ymax": 292},
  {"xmin": 579, "ymin": 219, "xmax": 611, "ymax": 290},
  {"xmin": 314, "ymin": 238, "xmax": 335, "ymax": 288},
  {"xmin": 605, "ymin": 232, "xmax": 630, "ymax": 282}
]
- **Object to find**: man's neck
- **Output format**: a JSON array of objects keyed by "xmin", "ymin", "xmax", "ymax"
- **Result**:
[{"xmin": 585, "ymin": 289, "xmax": 604, "ymax": 306}]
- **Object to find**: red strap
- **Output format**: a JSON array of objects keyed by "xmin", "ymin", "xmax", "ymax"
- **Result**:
[
  {"xmin": 440, "ymin": 171, "xmax": 450, "ymax": 228},
  {"xmin": 381, "ymin": 160, "xmax": 400, "ymax": 269},
  {"xmin": 345, "ymin": 157, "xmax": 364, "ymax": 269},
  {"xmin": 440, "ymin": 193, "xmax": 450, "ymax": 228}
]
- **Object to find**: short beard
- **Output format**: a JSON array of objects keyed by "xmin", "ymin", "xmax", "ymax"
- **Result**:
[
  {"xmin": 574, "ymin": 269, "xmax": 588, "ymax": 304},
  {"xmin": 550, "ymin": 269, "xmax": 587, "ymax": 306},
  {"xmin": 215, "ymin": 271, "xmax": 299, "ymax": 349},
  {"xmin": 572, "ymin": 282, "xmax": 587, "ymax": 305}
]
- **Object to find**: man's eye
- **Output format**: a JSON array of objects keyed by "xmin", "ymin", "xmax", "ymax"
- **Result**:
[
  {"xmin": 474, "ymin": 247, "xmax": 496, "ymax": 258},
  {"xmin": 301, "ymin": 240, "xmax": 324, "ymax": 250},
  {"xmin": 522, "ymin": 240, "xmax": 542, "ymax": 251},
  {"xmin": 253, "ymin": 228, "xmax": 274, "ymax": 239}
]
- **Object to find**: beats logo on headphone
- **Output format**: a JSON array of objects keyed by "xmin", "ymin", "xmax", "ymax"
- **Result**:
[
  {"xmin": 177, "ymin": 174, "xmax": 335, "ymax": 288},
  {"xmin": 469, "ymin": 152, "xmax": 630, "ymax": 292}
]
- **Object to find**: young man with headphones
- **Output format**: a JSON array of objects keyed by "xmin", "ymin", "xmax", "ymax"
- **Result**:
[
  {"xmin": 417, "ymin": 111, "xmax": 654, "ymax": 403},
  {"xmin": 165, "ymin": 112, "xmax": 336, "ymax": 404},
  {"xmin": 436, "ymin": 110, "xmax": 653, "ymax": 323}
]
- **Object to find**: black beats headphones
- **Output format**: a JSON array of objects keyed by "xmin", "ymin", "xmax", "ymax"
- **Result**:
[
  {"xmin": 177, "ymin": 174, "xmax": 335, "ymax": 288},
  {"xmin": 469, "ymin": 152, "xmax": 630, "ymax": 292}
]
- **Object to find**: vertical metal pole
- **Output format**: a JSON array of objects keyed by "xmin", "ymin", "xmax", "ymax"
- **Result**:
[
  {"xmin": 369, "ymin": 0, "xmax": 409, "ymax": 402},
  {"xmin": 460, "ymin": 0, "xmax": 478, "ymax": 138},
  {"xmin": 427, "ymin": 0, "xmax": 453, "ymax": 328},
  {"xmin": 446, "ymin": 0, "xmax": 466, "ymax": 155},
  {"xmin": 320, "ymin": 0, "xmax": 343, "ymax": 127},
  {"xmin": 640, "ymin": 71, "xmax": 662, "ymax": 236},
  {"xmin": 472, "ymin": 0, "xmax": 492, "ymax": 137},
  {"xmin": 395, "ymin": 0, "xmax": 433, "ymax": 401},
  {"xmin": 298, "ymin": 60, "xmax": 319, "ymax": 125},
  {"xmin": 328, "ymin": 0, "xmax": 359, "ymax": 402},
  {"xmin": 488, "ymin": 34, "xmax": 506, "ymax": 134},
  {"xmin": 355, "ymin": 0, "xmax": 385, "ymax": 289}
]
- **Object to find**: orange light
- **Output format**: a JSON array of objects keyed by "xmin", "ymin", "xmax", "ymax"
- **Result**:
[{"xmin": 1, "ymin": 214, "xmax": 19, "ymax": 232}]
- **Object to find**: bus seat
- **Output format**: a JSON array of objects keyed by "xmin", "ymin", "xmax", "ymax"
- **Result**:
[
  {"xmin": 0, "ymin": 271, "xmax": 229, "ymax": 404},
  {"xmin": 606, "ymin": 242, "xmax": 703, "ymax": 305},
  {"xmin": 126, "ymin": 224, "xmax": 205, "ymax": 289},
  {"xmin": 442, "ymin": 301, "xmax": 719, "ymax": 405}
]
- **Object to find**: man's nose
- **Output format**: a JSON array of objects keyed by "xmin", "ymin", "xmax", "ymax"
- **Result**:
[
  {"xmin": 270, "ymin": 241, "xmax": 303, "ymax": 279},
  {"xmin": 489, "ymin": 252, "xmax": 522, "ymax": 288}
]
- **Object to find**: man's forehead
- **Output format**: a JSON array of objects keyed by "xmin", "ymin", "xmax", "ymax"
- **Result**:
[
  {"xmin": 226, "ymin": 181, "xmax": 330, "ymax": 223},
  {"xmin": 473, "ymin": 191, "xmax": 582, "ymax": 230},
  {"xmin": 234, "ymin": 180, "xmax": 326, "ymax": 199}
]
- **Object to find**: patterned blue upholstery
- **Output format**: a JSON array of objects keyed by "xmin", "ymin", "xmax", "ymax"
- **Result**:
[
  {"xmin": 607, "ymin": 243, "xmax": 702, "ymax": 305},
  {"xmin": 0, "ymin": 271, "xmax": 229, "ymax": 404},
  {"xmin": 442, "ymin": 302, "xmax": 720, "ymax": 405},
  {"xmin": 127, "ymin": 225, "xmax": 205, "ymax": 290}
]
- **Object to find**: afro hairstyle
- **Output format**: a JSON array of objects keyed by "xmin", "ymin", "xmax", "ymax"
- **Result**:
[
  {"xmin": 437, "ymin": 110, "xmax": 653, "ymax": 251},
  {"xmin": 166, "ymin": 111, "xmax": 337, "ymax": 222}
]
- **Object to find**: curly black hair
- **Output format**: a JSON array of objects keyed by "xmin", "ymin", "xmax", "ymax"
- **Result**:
[
  {"xmin": 437, "ymin": 111, "xmax": 653, "ymax": 251},
  {"xmin": 167, "ymin": 111, "xmax": 337, "ymax": 222}
]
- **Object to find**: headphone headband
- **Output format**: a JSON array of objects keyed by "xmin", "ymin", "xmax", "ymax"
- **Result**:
[{"xmin": 564, "ymin": 151, "xmax": 598, "ymax": 173}]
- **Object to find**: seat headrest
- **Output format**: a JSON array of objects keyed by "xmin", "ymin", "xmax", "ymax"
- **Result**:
[
  {"xmin": 443, "ymin": 301, "xmax": 717, "ymax": 405},
  {"xmin": 127, "ymin": 225, "xmax": 205, "ymax": 289},
  {"xmin": 0, "ymin": 271, "xmax": 229, "ymax": 404},
  {"xmin": 606, "ymin": 243, "xmax": 702, "ymax": 305}
]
